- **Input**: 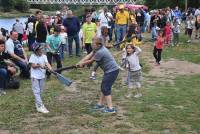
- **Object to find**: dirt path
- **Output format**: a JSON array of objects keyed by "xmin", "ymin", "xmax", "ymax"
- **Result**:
[
  {"xmin": 0, "ymin": 130, "xmax": 9, "ymax": 134},
  {"xmin": 140, "ymin": 40, "xmax": 200, "ymax": 86}
]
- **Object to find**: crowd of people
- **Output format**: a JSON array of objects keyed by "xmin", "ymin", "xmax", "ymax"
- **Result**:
[{"xmin": 0, "ymin": 4, "xmax": 200, "ymax": 114}]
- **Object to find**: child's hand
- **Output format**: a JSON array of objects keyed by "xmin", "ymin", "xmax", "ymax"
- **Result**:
[{"xmin": 119, "ymin": 66, "xmax": 125, "ymax": 71}]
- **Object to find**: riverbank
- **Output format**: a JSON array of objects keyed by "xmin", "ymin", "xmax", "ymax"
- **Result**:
[
  {"xmin": 0, "ymin": 10, "xmax": 31, "ymax": 18},
  {"xmin": 0, "ymin": 9, "xmax": 59, "ymax": 18}
]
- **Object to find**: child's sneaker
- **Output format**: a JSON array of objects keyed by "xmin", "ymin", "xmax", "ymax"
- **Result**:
[
  {"xmin": 134, "ymin": 93, "xmax": 142, "ymax": 98},
  {"xmin": 90, "ymin": 75, "xmax": 96, "ymax": 80},
  {"xmin": 36, "ymin": 105, "xmax": 49, "ymax": 114},
  {"xmin": 0, "ymin": 89, "xmax": 6, "ymax": 96},
  {"xmin": 90, "ymin": 71, "xmax": 96, "ymax": 80},
  {"xmin": 119, "ymin": 66, "xmax": 124, "ymax": 71},
  {"xmin": 125, "ymin": 93, "xmax": 132, "ymax": 98},
  {"xmin": 93, "ymin": 104, "xmax": 104, "ymax": 110},
  {"xmin": 102, "ymin": 107, "xmax": 117, "ymax": 114}
]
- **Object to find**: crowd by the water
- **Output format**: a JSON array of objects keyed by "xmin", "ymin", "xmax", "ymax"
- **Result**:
[{"xmin": 0, "ymin": 4, "xmax": 200, "ymax": 114}]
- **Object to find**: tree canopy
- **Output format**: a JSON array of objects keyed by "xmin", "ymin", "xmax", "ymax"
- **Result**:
[{"xmin": 0, "ymin": 0, "xmax": 199, "ymax": 12}]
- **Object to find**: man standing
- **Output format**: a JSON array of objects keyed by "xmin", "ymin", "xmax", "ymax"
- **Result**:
[
  {"xmin": 115, "ymin": 4, "xmax": 129, "ymax": 47},
  {"xmin": 98, "ymin": 6, "xmax": 113, "ymax": 42},
  {"xmin": 173, "ymin": 6, "xmax": 182, "ymax": 24},
  {"xmin": 5, "ymin": 31, "xmax": 29, "ymax": 78},
  {"xmin": 35, "ymin": 16, "xmax": 48, "ymax": 44},
  {"xmin": 63, "ymin": 10, "xmax": 81, "ymax": 57}
]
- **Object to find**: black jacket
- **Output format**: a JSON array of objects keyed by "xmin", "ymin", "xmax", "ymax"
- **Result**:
[{"xmin": 0, "ymin": 52, "xmax": 12, "ymax": 69}]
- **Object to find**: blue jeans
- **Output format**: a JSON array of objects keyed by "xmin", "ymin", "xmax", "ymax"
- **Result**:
[
  {"xmin": 59, "ymin": 44, "xmax": 66, "ymax": 61},
  {"xmin": 142, "ymin": 20, "xmax": 148, "ymax": 33},
  {"xmin": 68, "ymin": 34, "xmax": 80, "ymax": 56},
  {"xmin": 151, "ymin": 26, "xmax": 157, "ymax": 40},
  {"xmin": 0, "ymin": 68, "xmax": 9, "ymax": 89},
  {"xmin": 13, "ymin": 60, "xmax": 30, "ymax": 78},
  {"xmin": 116, "ymin": 24, "xmax": 127, "ymax": 44}
]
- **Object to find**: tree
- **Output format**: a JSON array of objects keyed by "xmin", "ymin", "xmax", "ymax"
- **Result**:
[
  {"xmin": 1, "ymin": 0, "xmax": 15, "ymax": 12},
  {"xmin": 14, "ymin": 0, "xmax": 30, "ymax": 12}
]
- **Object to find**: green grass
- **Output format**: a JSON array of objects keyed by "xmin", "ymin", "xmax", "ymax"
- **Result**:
[
  {"xmin": 163, "ymin": 34, "xmax": 200, "ymax": 64},
  {"xmin": 126, "ymin": 75, "xmax": 200, "ymax": 133},
  {"xmin": 0, "ymin": 42, "xmax": 200, "ymax": 133}
]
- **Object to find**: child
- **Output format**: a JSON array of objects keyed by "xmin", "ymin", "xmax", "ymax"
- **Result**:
[
  {"xmin": 29, "ymin": 43, "xmax": 52, "ymax": 113},
  {"xmin": 100, "ymin": 26, "xmax": 110, "ymax": 48},
  {"xmin": 186, "ymin": 15, "xmax": 195, "ymax": 43},
  {"xmin": 90, "ymin": 26, "xmax": 109, "ymax": 80},
  {"xmin": 82, "ymin": 14, "xmax": 97, "ymax": 54},
  {"xmin": 125, "ymin": 44, "xmax": 142, "ymax": 98},
  {"xmin": 120, "ymin": 24, "xmax": 142, "ymax": 50},
  {"xmin": 172, "ymin": 21, "xmax": 180, "ymax": 46},
  {"xmin": 164, "ymin": 21, "xmax": 172, "ymax": 46},
  {"xmin": 46, "ymin": 26, "xmax": 62, "ymax": 78},
  {"xmin": 79, "ymin": 28, "xmax": 86, "ymax": 53},
  {"xmin": 60, "ymin": 25, "xmax": 68, "ymax": 61},
  {"xmin": 153, "ymin": 30, "xmax": 164, "ymax": 65}
]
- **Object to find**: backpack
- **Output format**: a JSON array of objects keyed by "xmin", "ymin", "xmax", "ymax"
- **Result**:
[{"xmin": 6, "ymin": 77, "xmax": 20, "ymax": 89}]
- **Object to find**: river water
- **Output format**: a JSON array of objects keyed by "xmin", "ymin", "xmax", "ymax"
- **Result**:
[{"xmin": 0, "ymin": 17, "xmax": 28, "ymax": 32}]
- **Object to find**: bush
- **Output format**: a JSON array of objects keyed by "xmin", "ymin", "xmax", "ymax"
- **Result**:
[{"xmin": 0, "ymin": 0, "xmax": 15, "ymax": 12}]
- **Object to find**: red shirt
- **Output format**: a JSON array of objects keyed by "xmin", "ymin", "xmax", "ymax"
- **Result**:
[
  {"xmin": 164, "ymin": 24, "xmax": 172, "ymax": 35},
  {"xmin": 155, "ymin": 36, "xmax": 164, "ymax": 49}
]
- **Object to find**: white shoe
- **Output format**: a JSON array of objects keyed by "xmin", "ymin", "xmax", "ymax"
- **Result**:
[
  {"xmin": 119, "ymin": 66, "xmax": 124, "ymax": 71},
  {"xmin": 0, "ymin": 90, "xmax": 6, "ymax": 96},
  {"xmin": 37, "ymin": 105, "xmax": 49, "ymax": 114},
  {"xmin": 187, "ymin": 40, "xmax": 191, "ymax": 43},
  {"xmin": 134, "ymin": 93, "xmax": 142, "ymax": 98},
  {"xmin": 125, "ymin": 93, "xmax": 132, "ymax": 98}
]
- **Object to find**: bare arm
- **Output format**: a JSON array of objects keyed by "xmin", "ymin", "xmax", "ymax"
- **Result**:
[
  {"xmin": 10, "ymin": 53, "xmax": 25, "ymax": 62},
  {"xmin": 78, "ymin": 51, "xmax": 94, "ymax": 64},
  {"xmin": 77, "ymin": 52, "xmax": 95, "ymax": 67},
  {"xmin": 134, "ymin": 46, "xmax": 142, "ymax": 55},
  {"xmin": 22, "ymin": 48, "xmax": 28, "ymax": 63}
]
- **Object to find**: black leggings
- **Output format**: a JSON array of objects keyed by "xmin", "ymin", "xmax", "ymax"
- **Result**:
[
  {"xmin": 153, "ymin": 47, "xmax": 162, "ymax": 64},
  {"xmin": 46, "ymin": 52, "xmax": 62, "ymax": 76},
  {"xmin": 85, "ymin": 43, "xmax": 93, "ymax": 54}
]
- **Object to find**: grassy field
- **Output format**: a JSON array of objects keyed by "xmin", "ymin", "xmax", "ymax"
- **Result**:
[{"xmin": 0, "ymin": 34, "xmax": 200, "ymax": 134}]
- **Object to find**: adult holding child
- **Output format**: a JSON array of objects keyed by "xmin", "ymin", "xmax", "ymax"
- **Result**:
[{"xmin": 76, "ymin": 36, "xmax": 119, "ymax": 113}]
